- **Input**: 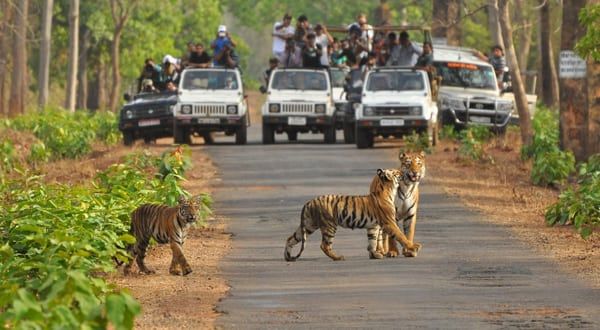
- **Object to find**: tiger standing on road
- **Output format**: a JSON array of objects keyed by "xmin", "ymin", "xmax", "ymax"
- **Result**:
[
  {"xmin": 124, "ymin": 195, "xmax": 202, "ymax": 276},
  {"xmin": 377, "ymin": 151, "xmax": 425, "ymax": 258},
  {"xmin": 284, "ymin": 168, "xmax": 422, "ymax": 261}
]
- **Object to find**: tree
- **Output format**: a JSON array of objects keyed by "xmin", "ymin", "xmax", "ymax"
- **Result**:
[
  {"xmin": 432, "ymin": 0, "xmax": 461, "ymax": 46},
  {"xmin": 498, "ymin": 0, "xmax": 532, "ymax": 145},
  {"xmin": 513, "ymin": 0, "xmax": 533, "ymax": 73},
  {"xmin": 559, "ymin": 0, "xmax": 588, "ymax": 161},
  {"xmin": 108, "ymin": 0, "xmax": 139, "ymax": 112},
  {"xmin": 487, "ymin": 0, "xmax": 504, "ymax": 50},
  {"xmin": 38, "ymin": 0, "xmax": 54, "ymax": 109},
  {"xmin": 8, "ymin": 0, "xmax": 28, "ymax": 116},
  {"xmin": 538, "ymin": 0, "xmax": 559, "ymax": 107},
  {"xmin": 65, "ymin": 0, "xmax": 79, "ymax": 112},
  {"xmin": 0, "ymin": 0, "xmax": 13, "ymax": 115}
]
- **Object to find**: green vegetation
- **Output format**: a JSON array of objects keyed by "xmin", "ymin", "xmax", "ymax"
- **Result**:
[
  {"xmin": 546, "ymin": 154, "xmax": 600, "ymax": 238},
  {"xmin": 0, "ymin": 146, "xmax": 211, "ymax": 328},
  {"xmin": 403, "ymin": 131, "xmax": 432, "ymax": 154},
  {"xmin": 521, "ymin": 107, "xmax": 575, "ymax": 187},
  {"xmin": 576, "ymin": 3, "xmax": 600, "ymax": 61}
]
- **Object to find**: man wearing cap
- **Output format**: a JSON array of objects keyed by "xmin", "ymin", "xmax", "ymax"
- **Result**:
[
  {"xmin": 302, "ymin": 32, "xmax": 323, "ymax": 69},
  {"xmin": 386, "ymin": 31, "xmax": 422, "ymax": 66},
  {"xmin": 273, "ymin": 13, "xmax": 295, "ymax": 61},
  {"xmin": 211, "ymin": 25, "xmax": 237, "ymax": 66},
  {"xmin": 347, "ymin": 13, "xmax": 374, "ymax": 51}
]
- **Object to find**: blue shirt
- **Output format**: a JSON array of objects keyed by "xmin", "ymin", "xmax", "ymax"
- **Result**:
[{"xmin": 213, "ymin": 37, "xmax": 231, "ymax": 64}]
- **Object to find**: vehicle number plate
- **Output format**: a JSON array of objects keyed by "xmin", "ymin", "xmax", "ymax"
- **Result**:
[
  {"xmin": 470, "ymin": 116, "xmax": 491, "ymax": 123},
  {"xmin": 138, "ymin": 119, "xmax": 160, "ymax": 127},
  {"xmin": 197, "ymin": 118, "xmax": 220, "ymax": 124},
  {"xmin": 288, "ymin": 117, "xmax": 307, "ymax": 126},
  {"xmin": 380, "ymin": 119, "xmax": 404, "ymax": 126}
]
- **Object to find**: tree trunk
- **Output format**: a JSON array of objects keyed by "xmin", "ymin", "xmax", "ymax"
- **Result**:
[
  {"xmin": 432, "ymin": 0, "xmax": 461, "ymax": 46},
  {"xmin": 0, "ymin": 0, "xmax": 13, "ymax": 116},
  {"xmin": 487, "ymin": 0, "xmax": 504, "ymax": 50},
  {"xmin": 587, "ymin": 58, "xmax": 600, "ymax": 156},
  {"xmin": 98, "ymin": 59, "xmax": 107, "ymax": 110},
  {"xmin": 498, "ymin": 0, "xmax": 532, "ymax": 146},
  {"xmin": 514, "ymin": 0, "xmax": 532, "ymax": 73},
  {"xmin": 538, "ymin": 0, "xmax": 559, "ymax": 107},
  {"xmin": 559, "ymin": 0, "xmax": 588, "ymax": 161},
  {"xmin": 9, "ymin": 0, "xmax": 28, "ymax": 116},
  {"xmin": 65, "ymin": 0, "xmax": 79, "ymax": 112},
  {"xmin": 109, "ymin": 27, "xmax": 123, "ymax": 112},
  {"xmin": 77, "ymin": 27, "xmax": 90, "ymax": 110},
  {"xmin": 38, "ymin": 0, "xmax": 53, "ymax": 110}
]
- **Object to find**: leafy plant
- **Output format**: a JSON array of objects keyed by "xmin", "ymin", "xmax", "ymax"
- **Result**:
[
  {"xmin": 440, "ymin": 125, "xmax": 458, "ymax": 141},
  {"xmin": 457, "ymin": 128, "xmax": 487, "ymax": 161},
  {"xmin": 27, "ymin": 142, "xmax": 51, "ymax": 165},
  {"xmin": 0, "ymin": 139, "xmax": 16, "ymax": 172},
  {"xmin": 403, "ymin": 131, "xmax": 431, "ymax": 154}
]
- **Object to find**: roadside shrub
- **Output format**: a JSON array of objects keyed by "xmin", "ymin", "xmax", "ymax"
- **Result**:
[
  {"xmin": 27, "ymin": 142, "xmax": 51, "ymax": 165},
  {"xmin": 0, "ymin": 139, "xmax": 16, "ymax": 172},
  {"xmin": 545, "ymin": 154, "xmax": 600, "ymax": 238},
  {"xmin": 521, "ymin": 106, "xmax": 575, "ymax": 186},
  {"xmin": 440, "ymin": 125, "xmax": 458, "ymax": 140},
  {"xmin": 0, "ymin": 147, "xmax": 211, "ymax": 328},
  {"xmin": 468, "ymin": 125, "xmax": 492, "ymax": 142},
  {"xmin": 403, "ymin": 131, "xmax": 431, "ymax": 154},
  {"xmin": 457, "ymin": 129, "xmax": 484, "ymax": 161}
]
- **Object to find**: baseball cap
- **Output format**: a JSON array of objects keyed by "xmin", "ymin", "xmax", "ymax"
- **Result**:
[{"xmin": 218, "ymin": 25, "xmax": 227, "ymax": 36}]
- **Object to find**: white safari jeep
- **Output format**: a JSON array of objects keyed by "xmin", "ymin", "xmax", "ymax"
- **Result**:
[
  {"xmin": 261, "ymin": 68, "xmax": 336, "ymax": 144},
  {"xmin": 433, "ymin": 46, "xmax": 514, "ymax": 132},
  {"xmin": 174, "ymin": 68, "xmax": 248, "ymax": 145},
  {"xmin": 355, "ymin": 67, "xmax": 439, "ymax": 149}
]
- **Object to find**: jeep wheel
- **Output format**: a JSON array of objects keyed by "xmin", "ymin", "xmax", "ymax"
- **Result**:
[
  {"xmin": 324, "ymin": 125, "xmax": 336, "ymax": 144},
  {"xmin": 174, "ymin": 126, "xmax": 189, "ymax": 144},
  {"xmin": 235, "ymin": 123, "xmax": 247, "ymax": 145},
  {"xmin": 343, "ymin": 122, "xmax": 355, "ymax": 144},
  {"xmin": 143, "ymin": 137, "xmax": 156, "ymax": 145},
  {"xmin": 123, "ymin": 131, "xmax": 134, "ymax": 146},
  {"xmin": 262, "ymin": 124, "xmax": 275, "ymax": 144},
  {"xmin": 287, "ymin": 131, "xmax": 298, "ymax": 141},
  {"xmin": 202, "ymin": 132, "xmax": 214, "ymax": 145},
  {"xmin": 356, "ymin": 126, "xmax": 373, "ymax": 149}
]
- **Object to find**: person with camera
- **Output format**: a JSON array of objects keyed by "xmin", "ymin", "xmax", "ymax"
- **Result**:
[
  {"xmin": 273, "ymin": 13, "xmax": 295, "ymax": 61},
  {"xmin": 137, "ymin": 58, "xmax": 164, "ymax": 93},
  {"xmin": 211, "ymin": 25, "xmax": 237, "ymax": 67},
  {"xmin": 302, "ymin": 33, "xmax": 323, "ymax": 69}
]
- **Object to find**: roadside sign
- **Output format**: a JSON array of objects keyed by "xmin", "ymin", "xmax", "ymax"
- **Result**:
[{"xmin": 559, "ymin": 50, "xmax": 587, "ymax": 78}]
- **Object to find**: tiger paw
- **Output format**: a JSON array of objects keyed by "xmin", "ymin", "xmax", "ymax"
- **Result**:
[
  {"xmin": 369, "ymin": 251, "xmax": 384, "ymax": 259},
  {"xmin": 169, "ymin": 269, "xmax": 182, "ymax": 276},
  {"xmin": 387, "ymin": 250, "xmax": 399, "ymax": 258},
  {"xmin": 141, "ymin": 268, "xmax": 156, "ymax": 275},
  {"xmin": 402, "ymin": 249, "xmax": 417, "ymax": 257},
  {"xmin": 333, "ymin": 255, "xmax": 345, "ymax": 261},
  {"xmin": 182, "ymin": 268, "xmax": 193, "ymax": 276}
]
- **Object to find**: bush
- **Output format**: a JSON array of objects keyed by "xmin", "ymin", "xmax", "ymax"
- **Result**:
[
  {"xmin": 545, "ymin": 154, "xmax": 600, "ymax": 238},
  {"xmin": 440, "ymin": 125, "xmax": 458, "ymax": 140},
  {"xmin": 403, "ymin": 131, "xmax": 431, "ymax": 154},
  {"xmin": 0, "ymin": 147, "xmax": 211, "ymax": 328}
]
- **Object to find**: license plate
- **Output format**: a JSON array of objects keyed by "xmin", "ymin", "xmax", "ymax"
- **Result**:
[
  {"xmin": 288, "ymin": 117, "xmax": 307, "ymax": 126},
  {"xmin": 138, "ymin": 119, "xmax": 160, "ymax": 127},
  {"xmin": 380, "ymin": 119, "xmax": 404, "ymax": 126},
  {"xmin": 470, "ymin": 116, "xmax": 491, "ymax": 123},
  {"xmin": 197, "ymin": 118, "xmax": 220, "ymax": 124}
]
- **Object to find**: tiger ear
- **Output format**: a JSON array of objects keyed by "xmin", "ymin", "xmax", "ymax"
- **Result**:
[
  {"xmin": 377, "ymin": 168, "xmax": 385, "ymax": 180},
  {"xmin": 419, "ymin": 151, "xmax": 425, "ymax": 158},
  {"xmin": 398, "ymin": 151, "xmax": 407, "ymax": 161}
]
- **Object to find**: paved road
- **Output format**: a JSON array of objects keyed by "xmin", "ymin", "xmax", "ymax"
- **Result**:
[{"xmin": 204, "ymin": 127, "xmax": 600, "ymax": 329}]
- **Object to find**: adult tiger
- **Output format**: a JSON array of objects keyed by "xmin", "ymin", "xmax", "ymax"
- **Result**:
[
  {"xmin": 284, "ymin": 168, "xmax": 422, "ymax": 261},
  {"xmin": 124, "ymin": 195, "xmax": 201, "ymax": 276},
  {"xmin": 377, "ymin": 151, "xmax": 425, "ymax": 258}
]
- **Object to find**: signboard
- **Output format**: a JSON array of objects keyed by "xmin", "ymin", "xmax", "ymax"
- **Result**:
[{"xmin": 559, "ymin": 50, "xmax": 587, "ymax": 78}]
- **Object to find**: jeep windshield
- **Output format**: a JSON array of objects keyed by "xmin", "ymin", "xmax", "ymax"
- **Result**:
[
  {"xmin": 330, "ymin": 69, "xmax": 348, "ymax": 88},
  {"xmin": 181, "ymin": 70, "xmax": 239, "ymax": 90},
  {"xmin": 366, "ymin": 71, "xmax": 425, "ymax": 92},
  {"xmin": 133, "ymin": 91, "xmax": 177, "ymax": 101},
  {"xmin": 435, "ymin": 62, "xmax": 497, "ymax": 90},
  {"xmin": 271, "ymin": 71, "xmax": 328, "ymax": 91}
]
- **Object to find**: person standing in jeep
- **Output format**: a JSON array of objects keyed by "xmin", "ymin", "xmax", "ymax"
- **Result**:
[
  {"xmin": 272, "ymin": 13, "xmax": 295, "ymax": 62},
  {"xmin": 302, "ymin": 33, "xmax": 323, "ymax": 68}
]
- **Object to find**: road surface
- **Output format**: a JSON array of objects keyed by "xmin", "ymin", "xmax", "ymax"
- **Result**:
[{"xmin": 204, "ymin": 127, "xmax": 600, "ymax": 329}]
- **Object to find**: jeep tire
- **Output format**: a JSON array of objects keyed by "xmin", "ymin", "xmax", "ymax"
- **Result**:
[
  {"xmin": 202, "ymin": 132, "xmax": 214, "ymax": 145},
  {"xmin": 356, "ymin": 126, "xmax": 373, "ymax": 149},
  {"xmin": 174, "ymin": 126, "xmax": 190, "ymax": 145},
  {"xmin": 287, "ymin": 131, "xmax": 298, "ymax": 141},
  {"xmin": 235, "ymin": 122, "xmax": 247, "ymax": 145},
  {"xmin": 262, "ymin": 123, "xmax": 275, "ymax": 144},
  {"xmin": 343, "ymin": 121, "xmax": 355, "ymax": 144},
  {"xmin": 324, "ymin": 125, "xmax": 336, "ymax": 144},
  {"xmin": 123, "ymin": 131, "xmax": 134, "ymax": 146}
]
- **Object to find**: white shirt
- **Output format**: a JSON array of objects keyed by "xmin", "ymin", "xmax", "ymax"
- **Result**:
[
  {"xmin": 272, "ymin": 22, "xmax": 295, "ymax": 54},
  {"xmin": 315, "ymin": 34, "xmax": 330, "ymax": 66},
  {"xmin": 348, "ymin": 22, "xmax": 374, "ymax": 51}
]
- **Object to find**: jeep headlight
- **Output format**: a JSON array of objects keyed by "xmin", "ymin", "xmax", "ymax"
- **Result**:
[
  {"xmin": 363, "ymin": 106, "xmax": 375, "ymax": 116},
  {"xmin": 269, "ymin": 103, "xmax": 280, "ymax": 113},
  {"xmin": 315, "ymin": 104, "xmax": 326, "ymax": 114},
  {"xmin": 125, "ymin": 110, "xmax": 133, "ymax": 119},
  {"xmin": 227, "ymin": 105, "xmax": 238, "ymax": 114},
  {"xmin": 442, "ymin": 97, "xmax": 465, "ymax": 110},
  {"xmin": 181, "ymin": 104, "xmax": 192, "ymax": 114},
  {"xmin": 409, "ymin": 106, "xmax": 422, "ymax": 116},
  {"xmin": 497, "ymin": 102, "xmax": 513, "ymax": 112}
]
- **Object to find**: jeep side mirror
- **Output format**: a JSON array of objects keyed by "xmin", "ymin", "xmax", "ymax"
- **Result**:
[
  {"xmin": 123, "ymin": 93, "xmax": 131, "ymax": 102},
  {"xmin": 259, "ymin": 86, "xmax": 267, "ymax": 94}
]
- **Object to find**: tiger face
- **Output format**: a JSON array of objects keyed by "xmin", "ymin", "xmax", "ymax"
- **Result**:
[
  {"xmin": 398, "ymin": 151, "xmax": 426, "ymax": 183},
  {"xmin": 177, "ymin": 195, "xmax": 199, "ymax": 223}
]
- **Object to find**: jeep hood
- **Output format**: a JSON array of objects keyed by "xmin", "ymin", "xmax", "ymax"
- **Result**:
[
  {"xmin": 439, "ymin": 86, "xmax": 500, "ymax": 100},
  {"xmin": 267, "ymin": 90, "xmax": 330, "ymax": 103},
  {"xmin": 178, "ymin": 90, "xmax": 242, "ymax": 103},
  {"xmin": 362, "ymin": 92, "xmax": 427, "ymax": 106},
  {"xmin": 332, "ymin": 87, "xmax": 346, "ymax": 102}
]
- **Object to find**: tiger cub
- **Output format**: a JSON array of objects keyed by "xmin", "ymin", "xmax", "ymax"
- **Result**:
[
  {"xmin": 284, "ymin": 169, "xmax": 422, "ymax": 262},
  {"xmin": 124, "ymin": 195, "xmax": 201, "ymax": 276},
  {"xmin": 376, "ymin": 151, "xmax": 425, "ymax": 258}
]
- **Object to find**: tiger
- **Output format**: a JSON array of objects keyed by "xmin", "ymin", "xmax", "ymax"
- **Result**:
[
  {"xmin": 284, "ymin": 168, "xmax": 422, "ymax": 262},
  {"xmin": 123, "ymin": 195, "xmax": 202, "ymax": 276},
  {"xmin": 376, "ymin": 151, "xmax": 425, "ymax": 258}
]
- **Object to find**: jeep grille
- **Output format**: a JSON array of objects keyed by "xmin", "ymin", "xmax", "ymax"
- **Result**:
[
  {"xmin": 468, "ymin": 100, "xmax": 495, "ymax": 110},
  {"xmin": 193, "ymin": 104, "xmax": 226, "ymax": 116},
  {"xmin": 373, "ymin": 106, "xmax": 412, "ymax": 116},
  {"xmin": 281, "ymin": 103, "xmax": 314, "ymax": 113}
]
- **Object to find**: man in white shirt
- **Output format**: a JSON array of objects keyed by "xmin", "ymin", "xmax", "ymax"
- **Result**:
[
  {"xmin": 348, "ymin": 13, "xmax": 374, "ymax": 51},
  {"xmin": 314, "ymin": 24, "xmax": 333, "ymax": 67},
  {"xmin": 272, "ymin": 13, "xmax": 295, "ymax": 62}
]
